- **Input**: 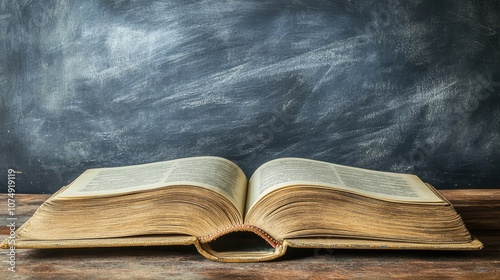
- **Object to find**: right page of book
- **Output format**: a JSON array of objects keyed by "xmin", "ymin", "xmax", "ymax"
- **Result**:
[{"xmin": 246, "ymin": 158, "xmax": 446, "ymax": 213}]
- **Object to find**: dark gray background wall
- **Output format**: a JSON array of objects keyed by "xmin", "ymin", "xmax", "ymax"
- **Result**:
[{"xmin": 1, "ymin": 0, "xmax": 499, "ymax": 194}]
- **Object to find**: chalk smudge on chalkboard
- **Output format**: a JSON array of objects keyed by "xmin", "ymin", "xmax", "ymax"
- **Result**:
[{"xmin": 1, "ymin": 0, "xmax": 499, "ymax": 193}]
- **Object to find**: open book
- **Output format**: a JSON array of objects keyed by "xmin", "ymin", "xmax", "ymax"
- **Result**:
[{"xmin": 1, "ymin": 156, "xmax": 482, "ymax": 262}]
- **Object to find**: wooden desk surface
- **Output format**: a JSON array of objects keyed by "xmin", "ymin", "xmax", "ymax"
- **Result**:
[{"xmin": 1, "ymin": 190, "xmax": 499, "ymax": 279}]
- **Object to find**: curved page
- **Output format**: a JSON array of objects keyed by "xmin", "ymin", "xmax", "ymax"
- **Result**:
[
  {"xmin": 57, "ymin": 156, "xmax": 248, "ymax": 215},
  {"xmin": 246, "ymin": 158, "xmax": 446, "ymax": 213}
]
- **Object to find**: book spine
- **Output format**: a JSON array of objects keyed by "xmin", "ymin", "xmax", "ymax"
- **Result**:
[{"xmin": 198, "ymin": 224, "xmax": 281, "ymax": 248}]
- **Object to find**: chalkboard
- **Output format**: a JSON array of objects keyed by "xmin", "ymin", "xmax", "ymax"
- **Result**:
[{"xmin": 1, "ymin": 0, "xmax": 499, "ymax": 194}]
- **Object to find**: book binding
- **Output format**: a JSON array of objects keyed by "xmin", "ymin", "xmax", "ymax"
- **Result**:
[{"xmin": 1, "ymin": 228, "xmax": 482, "ymax": 263}]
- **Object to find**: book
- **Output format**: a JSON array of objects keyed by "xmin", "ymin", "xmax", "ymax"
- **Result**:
[{"xmin": 1, "ymin": 156, "xmax": 482, "ymax": 262}]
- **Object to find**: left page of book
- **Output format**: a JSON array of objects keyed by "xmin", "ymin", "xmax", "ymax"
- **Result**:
[{"xmin": 56, "ymin": 156, "xmax": 248, "ymax": 214}]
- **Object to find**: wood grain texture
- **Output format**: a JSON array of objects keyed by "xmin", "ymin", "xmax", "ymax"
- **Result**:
[{"xmin": 0, "ymin": 189, "xmax": 499, "ymax": 279}]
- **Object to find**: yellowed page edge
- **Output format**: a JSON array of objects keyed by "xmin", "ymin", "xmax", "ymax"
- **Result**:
[
  {"xmin": 57, "ymin": 156, "xmax": 248, "ymax": 215},
  {"xmin": 246, "ymin": 158, "xmax": 446, "ymax": 213}
]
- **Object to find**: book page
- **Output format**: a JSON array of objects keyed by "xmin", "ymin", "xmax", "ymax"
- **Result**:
[
  {"xmin": 57, "ymin": 156, "xmax": 248, "ymax": 214},
  {"xmin": 246, "ymin": 158, "xmax": 446, "ymax": 213}
]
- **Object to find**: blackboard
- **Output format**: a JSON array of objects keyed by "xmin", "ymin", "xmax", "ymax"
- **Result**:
[{"xmin": 1, "ymin": 0, "xmax": 499, "ymax": 194}]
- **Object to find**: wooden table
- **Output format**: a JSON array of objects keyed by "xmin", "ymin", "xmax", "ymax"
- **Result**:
[{"xmin": 1, "ymin": 190, "xmax": 499, "ymax": 279}]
